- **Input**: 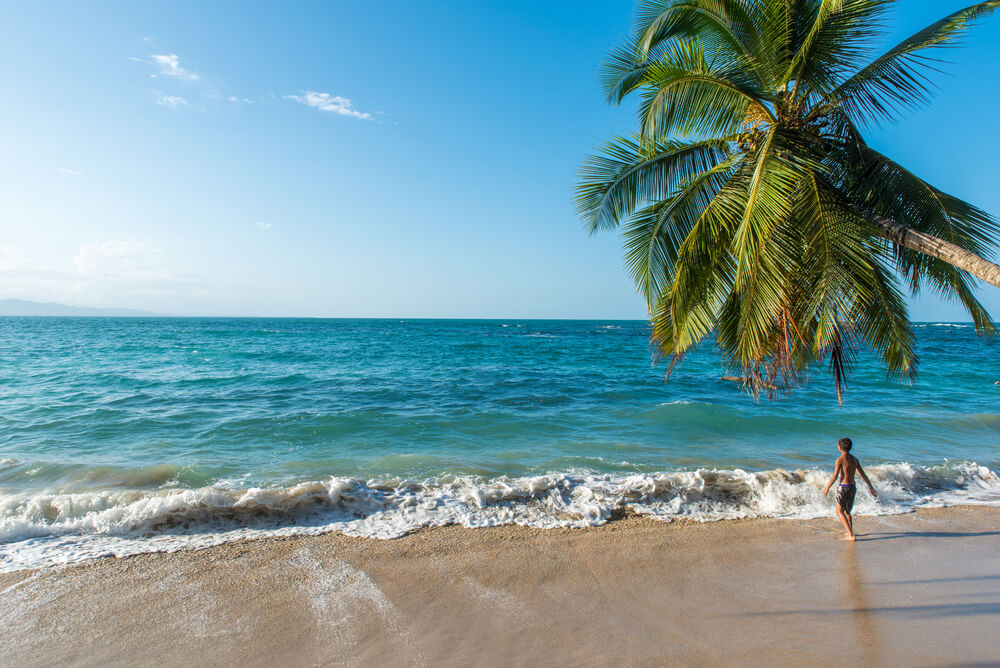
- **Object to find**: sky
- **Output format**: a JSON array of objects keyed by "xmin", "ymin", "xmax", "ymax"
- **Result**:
[{"xmin": 1, "ymin": 1, "xmax": 998, "ymax": 319}]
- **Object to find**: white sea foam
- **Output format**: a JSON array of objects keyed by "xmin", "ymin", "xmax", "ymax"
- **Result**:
[{"xmin": 1, "ymin": 462, "xmax": 998, "ymax": 572}]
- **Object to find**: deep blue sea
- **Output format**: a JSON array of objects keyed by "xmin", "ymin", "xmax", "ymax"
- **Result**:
[{"xmin": 1, "ymin": 317, "xmax": 998, "ymax": 570}]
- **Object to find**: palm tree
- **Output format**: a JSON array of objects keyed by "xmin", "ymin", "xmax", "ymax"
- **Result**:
[{"xmin": 576, "ymin": 0, "xmax": 1000, "ymax": 401}]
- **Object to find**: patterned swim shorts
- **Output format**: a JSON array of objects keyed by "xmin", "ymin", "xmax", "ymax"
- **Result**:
[{"xmin": 836, "ymin": 484, "xmax": 856, "ymax": 513}]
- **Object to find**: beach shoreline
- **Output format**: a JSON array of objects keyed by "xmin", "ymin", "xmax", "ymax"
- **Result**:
[
  {"xmin": 3, "ymin": 505, "xmax": 999, "ymax": 666},
  {"xmin": 5, "ymin": 460, "xmax": 998, "ymax": 572}
]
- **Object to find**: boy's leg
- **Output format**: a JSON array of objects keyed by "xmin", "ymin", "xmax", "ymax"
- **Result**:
[
  {"xmin": 836, "ymin": 506, "xmax": 855, "ymax": 540},
  {"xmin": 845, "ymin": 511, "xmax": 854, "ymax": 536}
]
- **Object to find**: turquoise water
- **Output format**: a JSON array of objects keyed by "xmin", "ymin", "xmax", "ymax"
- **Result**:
[{"xmin": 0, "ymin": 317, "xmax": 998, "ymax": 570}]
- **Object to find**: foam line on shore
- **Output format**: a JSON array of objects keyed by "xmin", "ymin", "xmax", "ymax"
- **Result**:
[{"xmin": 1, "ymin": 461, "xmax": 998, "ymax": 572}]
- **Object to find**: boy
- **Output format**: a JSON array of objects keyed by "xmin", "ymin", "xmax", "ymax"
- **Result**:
[{"xmin": 822, "ymin": 437, "xmax": 877, "ymax": 541}]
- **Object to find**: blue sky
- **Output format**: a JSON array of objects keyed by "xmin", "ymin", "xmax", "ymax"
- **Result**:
[{"xmin": 1, "ymin": 1, "xmax": 998, "ymax": 319}]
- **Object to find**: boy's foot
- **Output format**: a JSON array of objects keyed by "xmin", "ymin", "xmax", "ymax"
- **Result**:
[{"xmin": 843, "ymin": 534, "xmax": 857, "ymax": 541}]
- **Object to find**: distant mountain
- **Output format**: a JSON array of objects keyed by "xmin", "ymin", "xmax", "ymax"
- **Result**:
[{"xmin": 0, "ymin": 299, "xmax": 162, "ymax": 317}]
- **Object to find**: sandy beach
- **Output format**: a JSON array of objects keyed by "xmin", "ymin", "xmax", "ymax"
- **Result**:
[{"xmin": 1, "ymin": 505, "xmax": 998, "ymax": 667}]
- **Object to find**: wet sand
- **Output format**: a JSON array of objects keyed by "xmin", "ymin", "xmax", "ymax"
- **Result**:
[{"xmin": 2, "ymin": 506, "xmax": 999, "ymax": 667}]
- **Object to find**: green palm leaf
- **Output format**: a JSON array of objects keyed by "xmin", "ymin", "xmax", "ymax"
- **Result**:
[
  {"xmin": 576, "ymin": 135, "xmax": 732, "ymax": 233},
  {"xmin": 830, "ymin": 1, "xmax": 1000, "ymax": 125}
]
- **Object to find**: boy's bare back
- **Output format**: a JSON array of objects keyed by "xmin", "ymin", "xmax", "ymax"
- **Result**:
[{"xmin": 835, "ymin": 453, "xmax": 860, "ymax": 484}]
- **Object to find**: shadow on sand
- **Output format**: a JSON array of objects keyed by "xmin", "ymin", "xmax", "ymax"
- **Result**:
[
  {"xmin": 753, "ymin": 602, "xmax": 1000, "ymax": 619},
  {"xmin": 870, "ymin": 574, "xmax": 1000, "ymax": 586},
  {"xmin": 746, "ymin": 547, "xmax": 1000, "ymax": 625},
  {"xmin": 855, "ymin": 530, "xmax": 1000, "ymax": 542}
]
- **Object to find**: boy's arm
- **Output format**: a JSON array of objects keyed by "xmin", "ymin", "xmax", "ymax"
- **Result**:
[
  {"xmin": 822, "ymin": 461, "xmax": 842, "ymax": 495},
  {"xmin": 857, "ymin": 461, "xmax": 877, "ymax": 498}
]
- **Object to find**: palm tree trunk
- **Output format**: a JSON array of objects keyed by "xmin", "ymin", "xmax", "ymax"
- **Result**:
[{"xmin": 868, "ymin": 213, "xmax": 1000, "ymax": 288}]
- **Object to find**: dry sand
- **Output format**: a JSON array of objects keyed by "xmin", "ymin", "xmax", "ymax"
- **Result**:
[{"xmin": 2, "ymin": 506, "xmax": 999, "ymax": 667}]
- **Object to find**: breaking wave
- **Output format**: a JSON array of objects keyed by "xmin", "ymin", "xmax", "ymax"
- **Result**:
[{"xmin": 2, "ymin": 461, "xmax": 998, "ymax": 572}]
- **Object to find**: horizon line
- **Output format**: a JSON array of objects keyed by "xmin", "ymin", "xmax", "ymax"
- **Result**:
[{"xmin": 0, "ymin": 314, "xmax": 989, "ymax": 324}]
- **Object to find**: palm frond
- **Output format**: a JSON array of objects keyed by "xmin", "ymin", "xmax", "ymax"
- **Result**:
[
  {"xmin": 623, "ymin": 153, "xmax": 742, "ymax": 305},
  {"xmin": 635, "ymin": 40, "xmax": 775, "ymax": 139},
  {"xmin": 604, "ymin": 0, "xmax": 773, "ymax": 105},
  {"xmin": 655, "ymin": 164, "xmax": 750, "ymax": 358},
  {"xmin": 575, "ymin": 135, "xmax": 733, "ymax": 233},
  {"xmin": 849, "ymin": 253, "xmax": 919, "ymax": 382},
  {"xmin": 845, "ymin": 146, "xmax": 1000, "ymax": 257},
  {"xmin": 601, "ymin": 35, "xmax": 660, "ymax": 105},
  {"xmin": 829, "ymin": 1, "xmax": 1000, "ymax": 125},
  {"xmin": 635, "ymin": 0, "xmax": 765, "ymax": 68},
  {"xmin": 813, "ymin": 178, "xmax": 917, "ymax": 391},
  {"xmin": 785, "ymin": 0, "xmax": 893, "ymax": 96},
  {"xmin": 896, "ymin": 248, "xmax": 997, "ymax": 334}
]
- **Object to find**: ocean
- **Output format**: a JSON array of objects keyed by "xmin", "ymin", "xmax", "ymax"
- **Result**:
[{"xmin": 1, "ymin": 317, "xmax": 998, "ymax": 571}]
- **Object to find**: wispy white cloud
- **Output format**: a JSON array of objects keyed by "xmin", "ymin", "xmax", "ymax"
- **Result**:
[
  {"xmin": 157, "ymin": 95, "xmax": 188, "ymax": 108},
  {"xmin": 284, "ymin": 91, "xmax": 373, "ymax": 120},
  {"xmin": 0, "ymin": 241, "xmax": 215, "ymax": 309},
  {"xmin": 229, "ymin": 96, "xmax": 253, "ymax": 104},
  {"xmin": 151, "ymin": 53, "xmax": 199, "ymax": 80},
  {"xmin": 257, "ymin": 222, "xmax": 273, "ymax": 230},
  {"xmin": 75, "ymin": 240, "xmax": 163, "ymax": 279},
  {"xmin": 57, "ymin": 167, "xmax": 81, "ymax": 176},
  {"xmin": 0, "ymin": 245, "xmax": 31, "ymax": 272}
]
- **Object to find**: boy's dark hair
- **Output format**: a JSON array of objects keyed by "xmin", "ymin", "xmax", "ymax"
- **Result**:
[{"xmin": 838, "ymin": 437, "xmax": 853, "ymax": 451}]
